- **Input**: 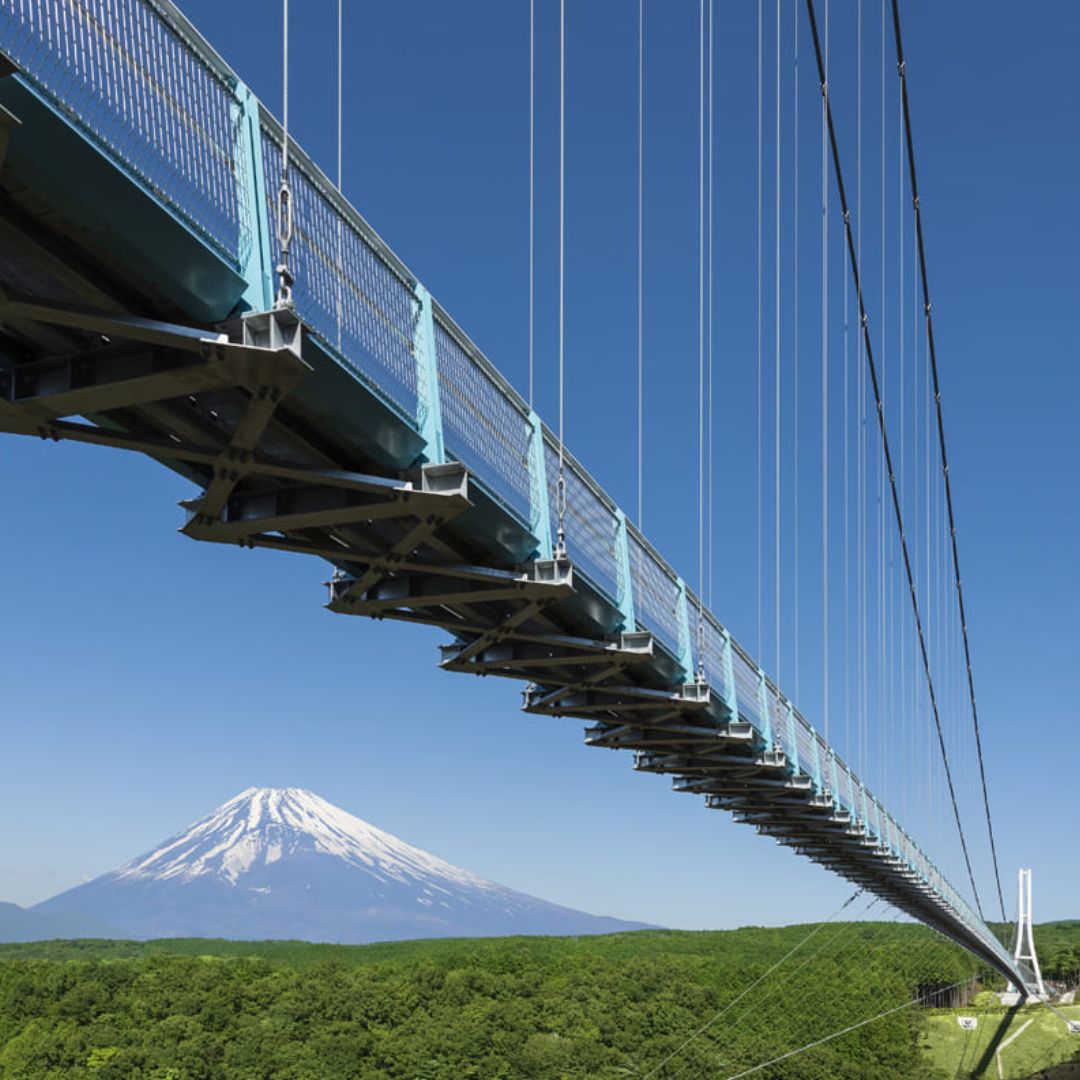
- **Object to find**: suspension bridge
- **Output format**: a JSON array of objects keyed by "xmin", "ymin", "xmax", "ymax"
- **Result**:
[{"xmin": 0, "ymin": 0, "xmax": 1039, "ymax": 1006}]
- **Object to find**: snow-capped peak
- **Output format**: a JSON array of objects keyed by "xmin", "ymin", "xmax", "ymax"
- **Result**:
[{"xmin": 116, "ymin": 786, "xmax": 494, "ymax": 891}]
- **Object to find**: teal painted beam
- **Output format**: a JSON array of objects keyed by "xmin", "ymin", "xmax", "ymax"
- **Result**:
[
  {"xmin": 413, "ymin": 284, "xmax": 444, "ymax": 465},
  {"xmin": 809, "ymin": 728, "xmax": 823, "ymax": 792},
  {"xmin": 785, "ymin": 700, "xmax": 799, "ymax": 774},
  {"xmin": 757, "ymin": 669, "xmax": 773, "ymax": 748},
  {"xmin": 235, "ymin": 82, "xmax": 274, "ymax": 313},
  {"xmin": 527, "ymin": 411, "xmax": 553, "ymax": 561},
  {"xmin": 675, "ymin": 578, "xmax": 695, "ymax": 683},
  {"xmin": 613, "ymin": 510, "xmax": 635, "ymax": 631},
  {"xmin": 721, "ymin": 628, "xmax": 738, "ymax": 722}
]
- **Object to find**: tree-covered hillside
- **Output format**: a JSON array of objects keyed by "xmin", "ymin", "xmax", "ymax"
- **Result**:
[{"xmin": 0, "ymin": 920, "xmax": 1031, "ymax": 1079}]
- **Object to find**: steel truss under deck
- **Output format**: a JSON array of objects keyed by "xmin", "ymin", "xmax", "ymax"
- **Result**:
[
  {"xmin": 0, "ymin": 292, "xmax": 1034, "ymax": 994},
  {"xmin": 0, "ymin": 15, "xmax": 1034, "ymax": 995}
]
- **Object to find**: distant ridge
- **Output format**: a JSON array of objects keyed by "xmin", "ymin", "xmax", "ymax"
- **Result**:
[
  {"xmin": 27, "ymin": 787, "xmax": 653, "ymax": 943},
  {"xmin": 0, "ymin": 900, "xmax": 119, "ymax": 942}
]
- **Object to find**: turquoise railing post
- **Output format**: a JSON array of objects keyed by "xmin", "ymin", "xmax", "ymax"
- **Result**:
[
  {"xmin": 785, "ymin": 700, "xmax": 799, "ymax": 774},
  {"xmin": 234, "ymin": 81, "xmax": 273, "ymax": 312},
  {"xmin": 527, "ymin": 412, "xmax": 553, "ymax": 561},
  {"xmin": 757, "ymin": 669, "xmax": 773, "ymax": 748},
  {"xmin": 675, "ymin": 579, "xmax": 694, "ymax": 683},
  {"xmin": 721, "ymin": 628, "xmax": 738, "ymax": 722},
  {"xmin": 829, "ymin": 751, "xmax": 841, "ymax": 811},
  {"xmin": 809, "ymin": 729, "xmax": 823, "ymax": 792},
  {"xmin": 613, "ymin": 510, "xmax": 635, "ymax": 631},
  {"xmin": 413, "ymin": 283, "xmax": 444, "ymax": 464}
]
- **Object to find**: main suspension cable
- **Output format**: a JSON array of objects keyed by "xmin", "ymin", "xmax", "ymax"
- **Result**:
[
  {"xmin": 804, "ymin": 0, "xmax": 985, "ymax": 920},
  {"xmin": 889, "ymin": 0, "xmax": 1007, "ymax": 924}
]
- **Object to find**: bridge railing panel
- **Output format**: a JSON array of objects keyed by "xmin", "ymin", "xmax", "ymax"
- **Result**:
[
  {"xmin": 692, "ymin": 605, "xmax": 726, "ymax": 700},
  {"xmin": 0, "ymin": 0, "xmax": 249, "ymax": 266},
  {"xmin": 793, "ymin": 712, "xmax": 820, "ymax": 785},
  {"xmin": 545, "ymin": 445, "xmax": 620, "ymax": 604},
  {"xmin": 626, "ymin": 531, "xmax": 685, "ymax": 661},
  {"xmin": 730, "ymin": 639, "xmax": 764, "ymax": 732},
  {"xmin": 769, "ymin": 683, "xmax": 796, "ymax": 765},
  {"xmin": 259, "ymin": 125, "xmax": 419, "ymax": 424},
  {"xmin": 435, "ymin": 318, "xmax": 532, "ymax": 526}
]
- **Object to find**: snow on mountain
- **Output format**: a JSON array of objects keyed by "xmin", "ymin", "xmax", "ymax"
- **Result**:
[
  {"xmin": 117, "ymin": 786, "xmax": 493, "ymax": 892},
  {"xmin": 32, "ymin": 788, "xmax": 653, "ymax": 943}
]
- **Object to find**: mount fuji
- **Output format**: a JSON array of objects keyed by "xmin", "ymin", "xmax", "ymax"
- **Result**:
[{"xmin": 30, "ymin": 787, "xmax": 652, "ymax": 942}]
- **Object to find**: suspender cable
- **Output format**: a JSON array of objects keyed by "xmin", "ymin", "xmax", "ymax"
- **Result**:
[
  {"xmin": 889, "ymin": 0, "xmax": 1007, "ymax": 923},
  {"xmin": 793, "ymin": 0, "xmax": 800, "ymax": 703},
  {"xmin": 637, "ymin": 0, "xmax": 644, "ymax": 527},
  {"xmin": 756, "ymin": 0, "xmax": 763, "ymax": 662},
  {"xmin": 696, "ymin": 0, "xmax": 706, "ymax": 681},
  {"xmin": 555, "ymin": 0, "xmax": 567, "ymax": 557},
  {"xmin": 774, "ymin": 0, "xmax": 781, "ymax": 693},
  {"xmin": 707, "ymin": 0, "xmax": 714, "ymax": 609},
  {"xmin": 275, "ymin": 0, "xmax": 293, "ymax": 306},
  {"xmin": 879, "ymin": 0, "xmax": 887, "ymax": 804},
  {"xmin": 898, "ymin": 30, "xmax": 906, "ymax": 821},
  {"xmin": 820, "ymin": 0, "xmax": 829, "ymax": 742},
  {"xmin": 335, "ymin": 0, "xmax": 343, "ymax": 352},
  {"xmin": 529, "ymin": 0, "xmax": 535, "ymax": 408},
  {"xmin": 856, "ymin": 0, "xmax": 864, "ymax": 780},
  {"xmin": 336, "ymin": 0, "xmax": 342, "ymax": 189},
  {"xmin": 804, "ymin": 0, "xmax": 985, "ymax": 921}
]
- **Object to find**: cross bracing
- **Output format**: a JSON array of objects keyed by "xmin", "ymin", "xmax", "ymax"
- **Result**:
[{"xmin": 0, "ymin": 0, "xmax": 1033, "ymax": 994}]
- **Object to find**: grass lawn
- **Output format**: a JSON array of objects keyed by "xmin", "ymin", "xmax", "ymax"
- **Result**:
[{"xmin": 924, "ymin": 1002, "xmax": 1080, "ymax": 1078}]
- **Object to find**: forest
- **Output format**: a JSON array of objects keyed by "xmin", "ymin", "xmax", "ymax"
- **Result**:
[{"xmin": 0, "ymin": 922, "xmax": 1077, "ymax": 1079}]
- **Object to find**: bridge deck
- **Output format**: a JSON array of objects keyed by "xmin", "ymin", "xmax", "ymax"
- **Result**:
[{"xmin": 0, "ymin": 0, "xmax": 1032, "ymax": 992}]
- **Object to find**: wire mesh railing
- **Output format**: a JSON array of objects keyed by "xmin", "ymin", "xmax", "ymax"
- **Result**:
[
  {"xmin": 3, "ymin": 0, "xmax": 1017, "ymax": 985},
  {"xmin": 436, "ymin": 317, "xmax": 532, "ymax": 526},
  {"xmin": 259, "ymin": 122, "xmax": 419, "ymax": 422},
  {"xmin": 0, "ymin": 0, "xmax": 249, "ymax": 266}
]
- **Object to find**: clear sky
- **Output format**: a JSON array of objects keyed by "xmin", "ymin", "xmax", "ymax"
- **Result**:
[{"xmin": 1, "ymin": 0, "xmax": 1075, "ymax": 931}]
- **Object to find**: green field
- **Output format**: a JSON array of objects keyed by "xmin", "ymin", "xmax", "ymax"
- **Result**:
[
  {"xmin": 0, "ymin": 923, "xmax": 1076, "ymax": 1079},
  {"xmin": 925, "ymin": 1002, "xmax": 1080, "ymax": 1079}
]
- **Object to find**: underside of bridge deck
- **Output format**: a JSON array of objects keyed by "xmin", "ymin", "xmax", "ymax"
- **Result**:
[{"xmin": 0, "ymin": 33, "xmax": 1035, "ymax": 996}]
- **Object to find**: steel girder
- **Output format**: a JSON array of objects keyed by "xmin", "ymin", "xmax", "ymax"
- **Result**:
[{"xmin": 0, "ymin": 296, "xmax": 1033, "ymax": 994}]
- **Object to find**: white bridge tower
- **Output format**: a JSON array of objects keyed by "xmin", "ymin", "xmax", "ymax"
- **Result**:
[{"xmin": 1010, "ymin": 867, "xmax": 1046, "ymax": 997}]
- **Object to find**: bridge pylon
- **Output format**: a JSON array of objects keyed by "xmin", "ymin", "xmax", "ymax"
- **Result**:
[{"xmin": 1008, "ymin": 867, "xmax": 1046, "ymax": 998}]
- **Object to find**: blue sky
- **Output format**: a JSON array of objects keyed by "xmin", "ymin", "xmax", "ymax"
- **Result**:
[{"xmin": 1, "ymin": 0, "xmax": 1075, "ymax": 930}]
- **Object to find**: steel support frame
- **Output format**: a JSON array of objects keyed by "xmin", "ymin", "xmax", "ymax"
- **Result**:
[{"xmin": 0, "ymin": 297, "xmax": 1035, "ymax": 996}]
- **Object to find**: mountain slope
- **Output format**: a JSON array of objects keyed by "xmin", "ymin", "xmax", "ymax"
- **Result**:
[
  {"xmin": 32, "ymin": 787, "xmax": 651, "ymax": 942},
  {"xmin": 0, "ymin": 900, "xmax": 120, "ymax": 943}
]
